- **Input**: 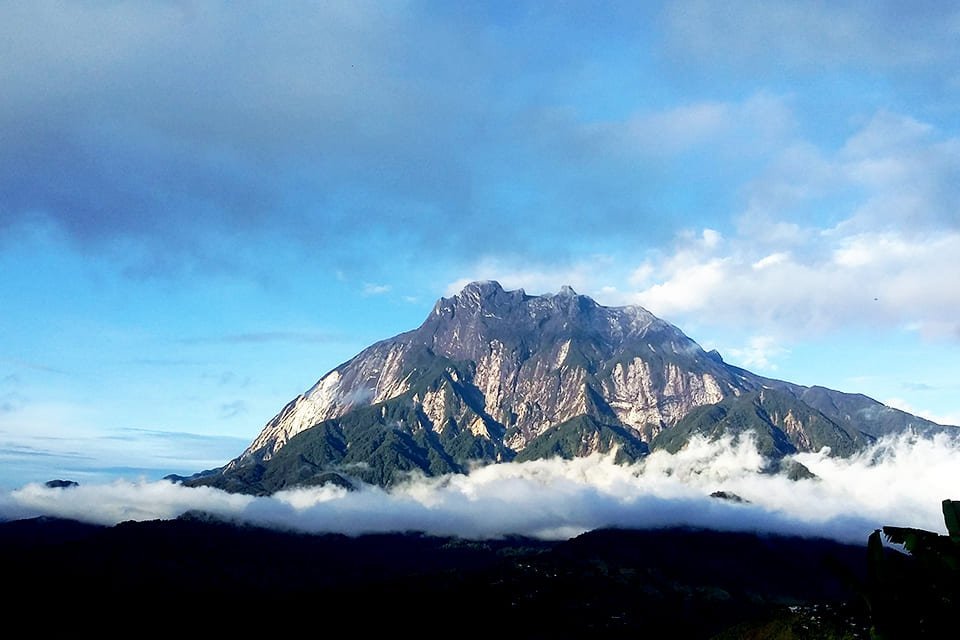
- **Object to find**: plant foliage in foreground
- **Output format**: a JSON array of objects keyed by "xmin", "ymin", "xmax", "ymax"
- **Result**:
[{"xmin": 864, "ymin": 499, "xmax": 960, "ymax": 638}]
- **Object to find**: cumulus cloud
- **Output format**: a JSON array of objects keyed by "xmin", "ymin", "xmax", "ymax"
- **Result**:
[
  {"xmin": 452, "ymin": 109, "xmax": 960, "ymax": 343},
  {"xmin": 630, "ymin": 229, "xmax": 960, "ymax": 337},
  {"xmin": 3, "ymin": 432, "xmax": 957, "ymax": 544}
]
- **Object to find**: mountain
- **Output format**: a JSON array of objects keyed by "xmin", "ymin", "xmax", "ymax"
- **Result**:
[{"xmin": 187, "ymin": 281, "xmax": 948, "ymax": 494}]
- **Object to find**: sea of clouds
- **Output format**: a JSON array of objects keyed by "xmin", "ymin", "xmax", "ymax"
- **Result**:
[{"xmin": 2, "ymin": 431, "xmax": 957, "ymax": 543}]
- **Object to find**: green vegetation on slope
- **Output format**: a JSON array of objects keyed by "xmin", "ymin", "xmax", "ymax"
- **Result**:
[
  {"xmin": 653, "ymin": 388, "xmax": 868, "ymax": 459},
  {"xmin": 514, "ymin": 414, "xmax": 648, "ymax": 464}
]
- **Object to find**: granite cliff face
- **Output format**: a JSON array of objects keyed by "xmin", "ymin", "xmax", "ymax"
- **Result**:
[{"xmin": 188, "ymin": 281, "xmax": 946, "ymax": 494}]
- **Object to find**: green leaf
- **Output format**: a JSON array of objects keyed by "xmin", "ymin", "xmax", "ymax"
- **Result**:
[{"xmin": 882, "ymin": 525, "xmax": 940, "ymax": 554}]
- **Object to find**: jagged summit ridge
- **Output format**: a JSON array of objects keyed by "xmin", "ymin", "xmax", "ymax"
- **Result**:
[
  {"xmin": 192, "ymin": 281, "xmax": 949, "ymax": 494},
  {"xmin": 236, "ymin": 282, "xmax": 723, "ymax": 465},
  {"xmin": 426, "ymin": 281, "xmax": 669, "ymax": 354}
]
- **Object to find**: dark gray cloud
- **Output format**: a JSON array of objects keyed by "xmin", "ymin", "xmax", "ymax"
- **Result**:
[
  {"xmin": 0, "ymin": 2, "xmax": 691, "ymax": 279},
  {"xmin": 4, "ymin": 1, "xmax": 955, "ymax": 293}
]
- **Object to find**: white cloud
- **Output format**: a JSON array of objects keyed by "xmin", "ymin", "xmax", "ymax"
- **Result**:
[
  {"xmin": 831, "ymin": 232, "xmax": 923, "ymax": 268},
  {"xmin": 451, "ymin": 109, "xmax": 960, "ymax": 347},
  {"xmin": 362, "ymin": 283, "xmax": 391, "ymax": 296},
  {"xmin": 628, "ymin": 262, "xmax": 655, "ymax": 287},
  {"xmin": 883, "ymin": 397, "xmax": 960, "ymax": 429},
  {"xmin": 700, "ymin": 228, "xmax": 723, "ymax": 248},
  {"xmin": 751, "ymin": 252, "xmax": 789, "ymax": 270},
  {"xmin": 586, "ymin": 92, "xmax": 795, "ymax": 157},
  {"xmin": 3, "ymin": 432, "xmax": 957, "ymax": 543},
  {"xmin": 842, "ymin": 111, "xmax": 934, "ymax": 158},
  {"xmin": 629, "ymin": 228, "xmax": 960, "ymax": 338},
  {"xmin": 725, "ymin": 336, "xmax": 789, "ymax": 371},
  {"xmin": 631, "ymin": 258, "xmax": 729, "ymax": 317},
  {"xmin": 624, "ymin": 109, "xmax": 960, "ymax": 338}
]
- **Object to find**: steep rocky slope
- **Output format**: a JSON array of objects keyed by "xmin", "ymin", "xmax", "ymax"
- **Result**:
[{"xmin": 187, "ymin": 281, "xmax": 947, "ymax": 493}]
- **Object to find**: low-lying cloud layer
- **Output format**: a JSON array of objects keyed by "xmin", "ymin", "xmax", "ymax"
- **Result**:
[{"xmin": 3, "ymin": 431, "xmax": 957, "ymax": 544}]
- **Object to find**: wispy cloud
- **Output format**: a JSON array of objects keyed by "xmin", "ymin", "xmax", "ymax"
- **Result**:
[
  {"xmin": 582, "ymin": 92, "xmax": 795, "ymax": 157},
  {"xmin": 179, "ymin": 331, "xmax": 339, "ymax": 345},
  {"xmin": 881, "ymin": 398, "xmax": 960, "ymax": 430},
  {"xmin": 361, "ymin": 283, "xmax": 391, "ymax": 296},
  {"xmin": 725, "ymin": 336, "xmax": 789, "ymax": 371},
  {"xmin": 0, "ymin": 392, "xmax": 27, "ymax": 414},
  {"xmin": 0, "ymin": 444, "xmax": 92, "ymax": 461},
  {"xmin": 664, "ymin": 0, "xmax": 960, "ymax": 71},
  {"xmin": 219, "ymin": 400, "xmax": 247, "ymax": 420},
  {"xmin": 0, "ymin": 406, "xmax": 249, "ymax": 489},
  {"xmin": 0, "ymin": 359, "xmax": 70, "ymax": 376}
]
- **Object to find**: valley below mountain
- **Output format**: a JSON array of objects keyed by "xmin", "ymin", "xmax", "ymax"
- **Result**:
[{"xmin": 0, "ymin": 513, "xmax": 877, "ymax": 637}]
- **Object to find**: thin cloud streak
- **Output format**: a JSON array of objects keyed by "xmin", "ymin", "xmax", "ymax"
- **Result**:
[{"xmin": 179, "ymin": 331, "xmax": 341, "ymax": 346}]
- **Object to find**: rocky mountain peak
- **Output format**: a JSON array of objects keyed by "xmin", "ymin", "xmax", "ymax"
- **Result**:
[
  {"xmin": 433, "ymin": 280, "xmax": 525, "ymax": 315},
  {"xmin": 422, "ymin": 282, "xmax": 668, "ymax": 362},
  {"xmin": 188, "ymin": 280, "xmax": 952, "ymax": 495},
  {"xmin": 544, "ymin": 284, "xmax": 598, "ymax": 317},
  {"xmin": 460, "ymin": 279, "xmax": 508, "ymax": 297}
]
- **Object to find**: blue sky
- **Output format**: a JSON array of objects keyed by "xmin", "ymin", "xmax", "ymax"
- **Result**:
[{"xmin": 2, "ymin": 1, "xmax": 959, "ymax": 490}]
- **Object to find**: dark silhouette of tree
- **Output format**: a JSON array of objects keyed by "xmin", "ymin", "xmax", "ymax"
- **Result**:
[{"xmin": 865, "ymin": 499, "xmax": 960, "ymax": 639}]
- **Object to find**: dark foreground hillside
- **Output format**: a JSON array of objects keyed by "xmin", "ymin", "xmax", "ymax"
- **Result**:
[{"xmin": 0, "ymin": 514, "xmax": 884, "ymax": 637}]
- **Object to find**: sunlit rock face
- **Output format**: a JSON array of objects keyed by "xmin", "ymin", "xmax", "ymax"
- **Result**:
[{"xmin": 203, "ymin": 281, "xmax": 948, "ymax": 493}]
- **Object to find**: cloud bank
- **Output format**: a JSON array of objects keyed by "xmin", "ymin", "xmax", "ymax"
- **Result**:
[
  {"xmin": 455, "ymin": 109, "xmax": 960, "ymax": 339},
  {"xmin": 4, "ymin": 431, "xmax": 957, "ymax": 544}
]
